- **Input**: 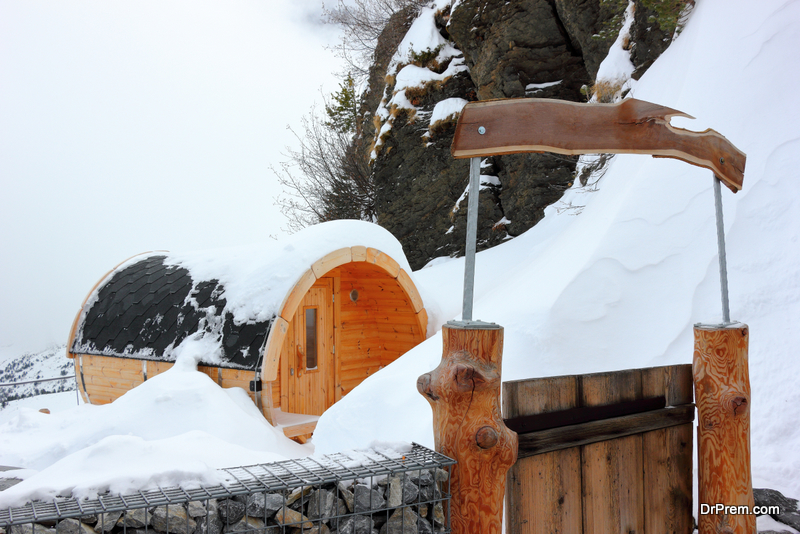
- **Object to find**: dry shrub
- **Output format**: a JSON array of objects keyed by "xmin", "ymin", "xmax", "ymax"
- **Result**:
[
  {"xmin": 429, "ymin": 114, "xmax": 459, "ymax": 137},
  {"xmin": 404, "ymin": 85, "xmax": 427, "ymax": 106},
  {"xmin": 591, "ymin": 79, "xmax": 625, "ymax": 103},
  {"xmin": 390, "ymin": 104, "xmax": 416, "ymax": 123}
]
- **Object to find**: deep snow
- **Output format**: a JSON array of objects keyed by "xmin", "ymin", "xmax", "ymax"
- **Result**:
[
  {"xmin": 1, "ymin": 0, "xmax": 799, "ymax": 514},
  {"xmin": 314, "ymin": 0, "xmax": 800, "ymax": 501}
]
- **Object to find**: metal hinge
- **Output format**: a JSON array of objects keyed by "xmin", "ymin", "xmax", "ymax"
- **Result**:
[{"xmin": 249, "ymin": 379, "xmax": 262, "ymax": 392}]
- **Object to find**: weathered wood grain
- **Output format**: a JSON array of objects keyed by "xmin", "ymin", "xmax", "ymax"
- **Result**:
[
  {"xmin": 580, "ymin": 369, "xmax": 644, "ymax": 534},
  {"xmin": 694, "ymin": 324, "xmax": 754, "ymax": 534},
  {"xmin": 516, "ymin": 405, "xmax": 694, "ymax": 458},
  {"xmin": 641, "ymin": 366, "xmax": 694, "ymax": 534},
  {"xmin": 451, "ymin": 98, "xmax": 746, "ymax": 192},
  {"xmin": 504, "ymin": 375, "xmax": 581, "ymax": 534},
  {"xmin": 417, "ymin": 323, "xmax": 517, "ymax": 534}
]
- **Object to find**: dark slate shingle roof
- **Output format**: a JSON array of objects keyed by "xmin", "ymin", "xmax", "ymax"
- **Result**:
[{"xmin": 72, "ymin": 255, "xmax": 270, "ymax": 370}]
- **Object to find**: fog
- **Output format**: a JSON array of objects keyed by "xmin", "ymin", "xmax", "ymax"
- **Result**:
[{"xmin": 0, "ymin": 0, "xmax": 344, "ymax": 356}]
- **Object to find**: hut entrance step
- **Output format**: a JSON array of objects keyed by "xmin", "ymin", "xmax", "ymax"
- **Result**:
[{"xmin": 274, "ymin": 409, "xmax": 320, "ymax": 442}]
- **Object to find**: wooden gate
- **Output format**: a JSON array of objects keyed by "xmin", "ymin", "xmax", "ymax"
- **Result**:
[{"xmin": 503, "ymin": 365, "xmax": 694, "ymax": 534}]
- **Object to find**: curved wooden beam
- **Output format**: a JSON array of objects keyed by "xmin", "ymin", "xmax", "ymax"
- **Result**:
[
  {"xmin": 277, "ymin": 268, "xmax": 318, "ymax": 323},
  {"xmin": 397, "ymin": 268, "xmax": 424, "ymax": 314},
  {"xmin": 311, "ymin": 247, "xmax": 353, "ymax": 278},
  {"xmin": 451, "ymin": 98, "xmax": 746, "ymax": 192},
  {"xmin": 365, "ymin": 247, "xmax": 401, "ymax": 278}
]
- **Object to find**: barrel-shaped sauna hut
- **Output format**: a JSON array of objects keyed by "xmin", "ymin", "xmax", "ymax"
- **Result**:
[{"xmin": 67, "ymin": 221, "xmax": 428, "ymax": 440}]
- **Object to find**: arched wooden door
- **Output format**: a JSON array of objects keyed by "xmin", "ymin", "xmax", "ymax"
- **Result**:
[{"xmin": 280, "ymin": 277, "xmax": 334, "ymax": 415}]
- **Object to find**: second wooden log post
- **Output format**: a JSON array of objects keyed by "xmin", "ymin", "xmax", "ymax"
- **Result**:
[
  {"xmin": 694, "ymin": 323, "xmax": 755, "ymax": 534},
  {"xmin": 417, "ymin": 322, "xmax": 518, "ymax": 534}
]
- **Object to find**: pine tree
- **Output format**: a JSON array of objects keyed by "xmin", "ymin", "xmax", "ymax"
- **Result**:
[{"xmin": 325, "ymin": 74, "xmax": 359, "ymax": 134}]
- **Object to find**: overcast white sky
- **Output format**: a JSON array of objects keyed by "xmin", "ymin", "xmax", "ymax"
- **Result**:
[{"xmin": 0, "ymin": 1, "xmax": 346, "ymax": 356}]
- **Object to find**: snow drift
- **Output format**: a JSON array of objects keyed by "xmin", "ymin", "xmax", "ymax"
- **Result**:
[{"xmin": 313, "ymin": 0, "xmax": 800, "ymax": 499}]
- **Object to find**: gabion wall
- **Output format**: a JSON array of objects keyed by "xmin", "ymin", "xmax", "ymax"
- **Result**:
[{"xmin": 0, "ymin": 445, "xmax": 453, "ymax": 534}]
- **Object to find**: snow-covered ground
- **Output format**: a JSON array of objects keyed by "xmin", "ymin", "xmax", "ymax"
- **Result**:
[{"xmin": 1, "ymin": 0, "xmax": 799, "ymax": 519}]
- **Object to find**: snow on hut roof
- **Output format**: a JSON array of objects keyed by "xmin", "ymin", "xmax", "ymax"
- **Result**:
[{"xmin": 70, "ymin": 221, "xmax": 412, "ymax": 369}]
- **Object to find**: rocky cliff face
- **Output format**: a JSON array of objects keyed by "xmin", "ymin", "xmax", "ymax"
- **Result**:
[{"xmin": 360, "ymin": 0, "xmax": 682, "ymax": 270}]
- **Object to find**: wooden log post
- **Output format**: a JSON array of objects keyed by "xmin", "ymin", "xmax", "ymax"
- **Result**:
[
  {"xmin": 417, "ymin": 322, "xmax": 518, "ymax": 534},
  {"xmin": 693, "ymin": 323, "xmax": 755, "ymax": 534}
]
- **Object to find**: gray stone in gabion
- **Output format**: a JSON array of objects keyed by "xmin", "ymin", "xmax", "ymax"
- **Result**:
[
  {"xmin": 371, "ymin": 512, "xmax": 388, "ymax": 530},
  {"xmin": 352, "ymin": 485, "xmax": 385, "ymax": 513},
  {"xmin": 416, "ymin": 516, "xmax": 433, "ymax": 534},
  {"xmin": 386, "ymin": 476, "xmax": 418, "ymax": 508},
  {"xmin": 431, "ymin": 502, "xmax": 444, "ymax": 528},
  {"xmin": 408, "ymin": 471, "xmax": 433, "ymax": 487},
  {"xmin": 335, "ymin": 515, "xmax": 373, "ymax": 534},
  {"xmin": 93, "ymin": 512, "xmax": 122, "ymax": 534},
  {"xmin": 286, "ymin": 486, "xmax": 313, "ymax": 507},
  {"xmin": 307, "ymin": 488, "xmax": 336, "ymax": 521},
  {"xmin": 433, "ymin": 469, "xmax": 448, "ymax": 483},
  {"xmin": 121, "ymin": 508, "xmax": 150, "ymax": 528},
  {"xmin": 193, "ymin": 508, "xmax": 223, "ymax": 534},
  {"xmin": 335, "ymin": 497, "xmax": 348, "ymax": 518},
  {"xmin": 187, "ymin": 501, "xmax": 207, "ymax": 519},
  {"xmin": 379, "ymin": 507, "xmax": 423, "ymax": 534},
  {"xmin": 417, "ymin": 483, "xmax": 440, "ymax": 503},
  {"xmin": 10, "ymin": 525, "xmax": 55, "ymax": 534},
  {"xmin": 417, "ymin": 505, "xmax": 428, "ymax": 520},
  {"xmin": 274, "ymin": 506, "xmax": 313, "ymax": 530},
  {"xmin": 152, "ymin": 505, "xmax": 196, "ymax": 534},
  {"xmin": 217, "ymin": 500, "xmax": 245, "ymax": 525},
  {"xmin": 222, "ymin": 517, "xmax": 279, "ymax": 534},
  {"xmin": 289, "ymin": 524, "xmax": 330, "ymax": 534},
  {"xmin": 55, "ymin": 519, "xmax": 94, "ymax": 534},
  {"xmin": 337, "ymin": 483, "xmax": 355, "ymax": 513},
  {"xmin": 245, "ymin": 492, "xmax": 285, "ymax": 519}
]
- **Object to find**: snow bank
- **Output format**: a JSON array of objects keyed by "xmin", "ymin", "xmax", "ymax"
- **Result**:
[
  {"xmin": 315, "ymin": 0, "xmax": 800, "ymax": 498},
  {"xmin": 0, "ymin": 336, "xmax": 308, "ymax": 507}
]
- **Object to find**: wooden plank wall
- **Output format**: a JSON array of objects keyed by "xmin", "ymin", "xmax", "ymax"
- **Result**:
[
  {"xmin": 503, "ymin": 365, "xmax": 694, "ymax": 534},
  {"xmin": 336, "ymin": 263, "xmax": 424, "ymax": 397},
  {"xmin": 74, "ymin": 353, "xmax": 270, "ymax": 412}
]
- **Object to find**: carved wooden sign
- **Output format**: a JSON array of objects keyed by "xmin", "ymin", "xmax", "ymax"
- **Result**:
[{"xmin": 451, "ymin": 98, "xmax": 746, "ymax": 192}]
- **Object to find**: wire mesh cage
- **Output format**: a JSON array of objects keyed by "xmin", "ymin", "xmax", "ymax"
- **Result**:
[{"xmin": 0, "ymin": 444, "xmax": 454, "ymax": 534}]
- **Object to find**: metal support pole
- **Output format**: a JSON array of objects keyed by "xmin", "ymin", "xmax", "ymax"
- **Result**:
[
  {"xmin": 462, "ymin": 157, "xmax": 481, "ymax": 321},
  {"xmin": 713, "ymin": 176, "xmax": 731, "ymax": 324}
]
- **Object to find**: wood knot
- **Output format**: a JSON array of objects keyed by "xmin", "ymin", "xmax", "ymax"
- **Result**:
[
  {"xmin": 726, "ymin": 395, "xmax": 749, "ymax": 416},
  {"xmin": 454, "ymin": 364, "xmax": 477, "ymax": 392},
  {"xmin": 476, "ymin": 426, "xmax": 499, "ymax": 449},
  {"xmin": 417, "ymin": 373, "xmax": 438, "ymax": 401}
]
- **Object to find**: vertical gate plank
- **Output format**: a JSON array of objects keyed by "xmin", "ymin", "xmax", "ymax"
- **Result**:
[
  {"xmin": 642, "ymin": 366, "xmax": 694, "ymax": 534},
  {"xmin": 504, "ymin": 376, "xmax": 581, "ymax": 534},
  {"xmin": 580, "ymin": 369, "xmax": 644, "ymax": 534}
]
